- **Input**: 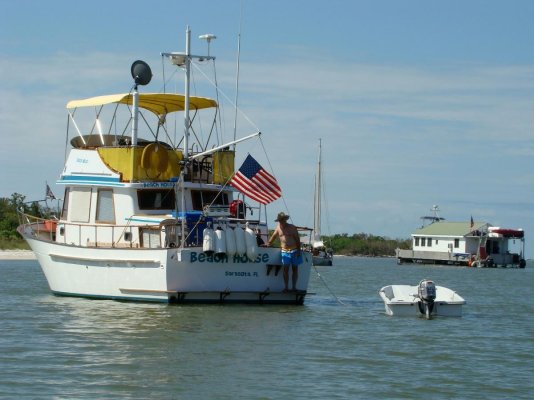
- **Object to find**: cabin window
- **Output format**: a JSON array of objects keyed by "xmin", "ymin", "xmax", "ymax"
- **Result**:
[
  {"xmin": 414, "ymin": 237, "xmax": 420, "ymax": 246},
  {"xmin": 421, "ymin": 237, "xmax": 426, "ymax": 246},
  {"xmin": 140, "ymin": 228, "xmax": 161, "ymax": 248},
  {"xmin": 454, "ymin": 238, "xmax": 460, "ymax": 248},
  {"xmin": 70, "ymin": 187, "xmax": 92, "ymax": 223},
  {"xmin": 61, "ymin": 188, "xmax": 70, "ymax": 220},
  {"xmin": 137, "ymin": 189, "xmax": 175, "ymax": 210},
  {"xmin": 427, "ymin": 238, "xmax": 432, "ymax": 247},
  {"xmin": 191, "ymin": 190, "xmax": 229, "ymax": 211},
  {"xmin": 96, "ymin": 189, "xmax": 115, "ymax": 223}
]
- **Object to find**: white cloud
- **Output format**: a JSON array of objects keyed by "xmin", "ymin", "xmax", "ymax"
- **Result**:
[{"xmin": 2, "ymin": 51, "xmax": 534, "ymax": 254}]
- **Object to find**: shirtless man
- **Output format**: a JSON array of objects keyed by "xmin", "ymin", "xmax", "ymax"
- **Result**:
[{"xmin": 266, "ymin": 212, "xmax": 302, "ymax": 292}]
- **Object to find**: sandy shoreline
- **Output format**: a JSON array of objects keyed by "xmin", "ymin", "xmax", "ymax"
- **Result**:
[{"xmin": 0, "ymin": 250, "xmax": 37, "ymax": 260}]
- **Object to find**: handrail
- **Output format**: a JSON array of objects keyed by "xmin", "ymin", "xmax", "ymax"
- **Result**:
[
  {"xmin": 18, "ymin": 211, "xmax": 266, "ymax": 249},
  {"xmin": 18, "ymin": 212, "xmax": 160, "ymax": 248}
]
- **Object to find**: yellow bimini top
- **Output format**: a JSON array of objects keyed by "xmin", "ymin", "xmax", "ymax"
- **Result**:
[{"xmin": 66, "ymin": 93, "xmax": 217, "ymax": 115}]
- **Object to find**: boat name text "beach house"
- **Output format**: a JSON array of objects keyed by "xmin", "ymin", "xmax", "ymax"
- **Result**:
[
  {"xmin": 142, "ymin": 182, "xmax": 174, "ymax": 188},
  {"xmin": 189, "ymin": 252, "xmax": 270, "ymax": 264}
]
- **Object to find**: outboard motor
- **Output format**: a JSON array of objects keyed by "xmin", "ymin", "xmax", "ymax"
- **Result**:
[{"xmin": 417, "ymin": 279, "xmax": 436, "ymax": 319}]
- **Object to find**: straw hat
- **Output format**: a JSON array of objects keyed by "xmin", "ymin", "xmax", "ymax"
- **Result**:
[{"xmin": 275, "ymin": 212, "xmax": 290, "ymax": 222}]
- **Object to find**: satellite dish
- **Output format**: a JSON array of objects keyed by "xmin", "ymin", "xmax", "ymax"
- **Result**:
[{"xmin": 131, "ymin": 60, "xmax": 152, "ymax": 86}]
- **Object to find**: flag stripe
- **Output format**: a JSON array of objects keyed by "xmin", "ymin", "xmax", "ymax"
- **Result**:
[
  {"xmin": 251, "ymin": 178, "xmax": 279, "ymax": 201},
  {"xmin": 234, "ymin": 174, "xmax": 275, "ymax": 204},
  {"xmin": 254, "ymin": 173, "xmax": 281, "ymax": 197},
  {"xmin": 231, "ymin": 175, "xmax": 268, "ymax": 203},
  {"xmin": 230, "ymin": 155, "xmax": 282, "ymax": 204},
  {"xmin": 232, "ymin": 174, "xmax": 272, "ymax": 204}
]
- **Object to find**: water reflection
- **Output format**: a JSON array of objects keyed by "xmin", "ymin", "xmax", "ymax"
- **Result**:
[{"xmin": 2, "ymin": 257, "xmax": 534, "ymax": 399}]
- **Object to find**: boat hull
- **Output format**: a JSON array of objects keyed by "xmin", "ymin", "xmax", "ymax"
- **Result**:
[
  {"xmin": 378, "ymin": 285, "xmax": 465, "ymax": 317},
  {"xmin": 312, "ymin": 255, "xmax": 333, "ymax": 266},
  {"xmin": 24, "ymin": 236, "xmax": 312, "ymax": 305}
]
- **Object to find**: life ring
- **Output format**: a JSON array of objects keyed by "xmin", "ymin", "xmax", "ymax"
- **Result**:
[{"xmin": 141, "ymin": 142, "xmax": 168, "ymax": 173}]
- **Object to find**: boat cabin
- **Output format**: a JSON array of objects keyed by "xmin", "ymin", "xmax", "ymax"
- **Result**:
[{"xmin": 34, "ymin": 91, "xmax": 266, "ymax": 250}]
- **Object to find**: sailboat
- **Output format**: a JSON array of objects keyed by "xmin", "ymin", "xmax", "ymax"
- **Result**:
[
  {"xmin": 16, "ymin": 26, "xmax": 313, "ymax": 304},
  {"xmin": 310, "ymin": 139, "xmax": 333, "ymax": 266}
]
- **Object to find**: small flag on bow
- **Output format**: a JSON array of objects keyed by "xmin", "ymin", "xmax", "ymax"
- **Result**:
[
  {"xmin": 46, "ymin": 184, "xmax": 56, "ymax": 200},
  {"xmin": 230, "ymin": 154, "xmax": 282, "ymax": 204}
]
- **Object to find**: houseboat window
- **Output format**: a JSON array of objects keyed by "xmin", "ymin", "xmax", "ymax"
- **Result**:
[
  {"xmin": 454, "ymin": 238, "xmax": 460, "ymax": 248},
  {"xmin": 435, "ymin": 239, "xmax": 439, "ymax": 245},
  {"xmin": 427, "ymin": 238, "xmax": 432, "ymax": 247},
  {"xmin": 96, "ymin": 189, "xmax": 115, "ymax": 223},
  {"xmin": 414, "ymin": 237, "xmax": 420, "ymax": 246},
  {"xmin": 70, "ymin": 187, "xmax": 92, "ymax": 223},
  {"xmin": 488, "ymin": 241, "xmax": 499, "ymax": 254},
  {"xmin": 137, "ymin": 189, "xmax": 175, "ymax": 210},
  {"xmin": 191, "ymin": 190, "xmax": 229, "ymax": 211},
  {"xmin": 421, "ymin": 238, "xmax": 426, "ymax": 246},
  {"xmin": 61, "ymin": 188, "xmax": 70, "ymax": 220}
]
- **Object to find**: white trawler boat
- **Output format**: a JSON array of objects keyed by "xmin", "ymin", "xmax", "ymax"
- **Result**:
[{"xmin": 17, "ymin": 27, "xmax": 312, "ymax": 304}]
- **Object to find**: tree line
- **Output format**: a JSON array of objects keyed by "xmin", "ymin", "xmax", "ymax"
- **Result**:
[
  {"xmin": 320, "ymin": 233, "xmax": 411, "ymax": 257},
  {"xmin": 1, "ymin": 193, "xmax": 411, "ymax": 255}
]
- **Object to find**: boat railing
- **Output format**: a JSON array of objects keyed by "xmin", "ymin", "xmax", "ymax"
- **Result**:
[
  {"xmin": 18, "ymin": 213, "xmax": 156, "ymax": 248},
  {"xmin": 17, "ymin": 213, "xmax": 58, "ymax": 242},
  {"xmin": 18, "ymin": 212, "xmax": 266, "ymax": 249}
]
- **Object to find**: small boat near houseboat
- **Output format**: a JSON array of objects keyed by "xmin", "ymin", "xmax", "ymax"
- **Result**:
[
  {"xmin": 379, "ymin": 279, "xmax": 465, "ymax": 318},
  {"xmin": 17, "ymin": 27, "xmax": 313, "ymax": 305},
  {"xmin": 396, "ymin": 206, "xmax": 525, "ymax": 268}
]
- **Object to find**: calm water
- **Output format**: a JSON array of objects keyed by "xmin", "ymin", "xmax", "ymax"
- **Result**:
[{"xmin": 1, "ymin": 257, "xmax": 533, "ymax": 399}]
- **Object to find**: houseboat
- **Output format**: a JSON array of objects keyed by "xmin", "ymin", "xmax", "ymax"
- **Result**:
[{"xmin": 396, "ymin": 207, "xmax": 525, "ymax": 268}]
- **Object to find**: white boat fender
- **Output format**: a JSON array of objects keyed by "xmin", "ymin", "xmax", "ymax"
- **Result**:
[
  {"xmin": 225, "ymin": 226, "xmax": 237, "ymax": 257},
  {"xmin": 215, "ymin": 226, "xmax": 227, "ymax": 255},
  {"xmin": 234, "ymin": 223, "xmax": 247, "ymax": 256},
  {"xmin": 245, "ymin": 225, "xmax": 258, "ymax": 261},
  {"xmin": 202, "ymin": 223, "xmax": 215, "ymax": 255}
]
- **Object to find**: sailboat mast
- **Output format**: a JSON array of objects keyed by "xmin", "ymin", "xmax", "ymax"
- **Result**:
[{"xmin": 314, "ymin": 139, "xmax": 322, "ymax": 242}]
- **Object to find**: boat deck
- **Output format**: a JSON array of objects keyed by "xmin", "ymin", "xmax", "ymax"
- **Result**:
[{"xmin": 396, "ymin": 249, "xmax": 469, "ymax": 266}]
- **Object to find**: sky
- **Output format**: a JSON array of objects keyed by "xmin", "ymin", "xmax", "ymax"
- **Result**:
[{"xmin": 2, "ymin": 0, "xmax": 534, "ymax": 255}]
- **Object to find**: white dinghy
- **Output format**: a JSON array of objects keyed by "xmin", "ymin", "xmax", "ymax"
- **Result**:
[{"xmin": 378, "ymin": 279, "xmax": 465, "ymax": 318}]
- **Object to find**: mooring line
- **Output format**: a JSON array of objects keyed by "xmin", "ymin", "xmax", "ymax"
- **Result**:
[{"xmin": 313, "ymin": 265, "xmax": 346, "ymax": 305}]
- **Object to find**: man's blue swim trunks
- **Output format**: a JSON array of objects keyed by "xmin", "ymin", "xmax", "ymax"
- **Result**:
[{"xmin": 281, "ymin": 248, "xmax": 303, "ymax": 266}]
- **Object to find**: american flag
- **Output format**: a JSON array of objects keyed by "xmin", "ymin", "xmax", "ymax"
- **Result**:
[
  {"xmin": 46, "ymin": 184, "xmax": 56, "ymax": 200},
  {"xmin": 230, "ymin": 154, "xmax": 282, "ymax": 204}
]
